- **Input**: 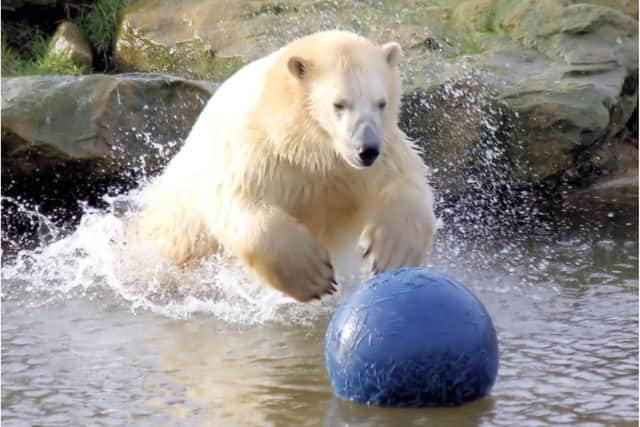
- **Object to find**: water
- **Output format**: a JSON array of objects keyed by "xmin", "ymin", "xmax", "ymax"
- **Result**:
[{"xmin": 2, "ymin": 186, "xmax": 637, "ymax": 427}]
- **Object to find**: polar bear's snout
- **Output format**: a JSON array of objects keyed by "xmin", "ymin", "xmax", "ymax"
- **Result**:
[
  {"xmin": 357, "ymin": 123, "xmax": 381, "ymax": 166},
  {"xmin": 353, "ymin": 121, "xmax": 381, "ymax": 167}
]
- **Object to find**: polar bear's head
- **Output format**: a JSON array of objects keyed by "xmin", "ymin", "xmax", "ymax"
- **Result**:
[{"xmin": 286, "ymin": 31, "xmax": 402, "ymax": 169}]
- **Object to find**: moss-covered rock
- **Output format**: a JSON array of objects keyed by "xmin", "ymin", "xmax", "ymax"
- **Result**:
[
  {"xmin": 47, "ymin": 21, "xmax": 93, "ymax": 68},
  {"xmin": 112, "ymin": 1, "xmax": 466, "ymax": 82},
  {"xmin": 114, "ymin": 24, "xmax": 244, "ymax": 81}
]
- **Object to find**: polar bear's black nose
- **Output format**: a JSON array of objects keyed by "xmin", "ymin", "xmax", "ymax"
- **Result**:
[
  {"xmin": 358, "ymin": 125, "xmax": 380, "ymax": 166},
  {"xmin": 359, "ymin": 146, "xmax": 380, "ymax": 166}
]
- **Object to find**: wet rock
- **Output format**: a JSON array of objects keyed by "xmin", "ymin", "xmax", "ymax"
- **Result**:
[
  {"xmin": 2, "ymin": 73, "xmax": 215, "ymax": 191},
  {"xmin": 1, "ymin": 73, "xmax": 216, "ymax": 255},
  {"xmin": 441, "ymin": 0, "xmax": 638, "ymax": 188},
  {"xmin": 47, "ymin": 21, "xmax": 93, "ymax": 68},
  {"xmin": 586, "ymin": 174, "xmax": 638, "ymax": 204},
  {"xmin": 494, "ymin": 2, "xmax": 635, "ymax": 185},
  {"xmin": 573, "ymin": 148, "xmax": 638, "ymax": 206},
  {"xmin": 400, "ymin": 79, "xmax": 514, "ymax": 200}
]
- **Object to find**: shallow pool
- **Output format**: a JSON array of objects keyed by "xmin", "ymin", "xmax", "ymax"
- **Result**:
[{"xmin": 2, "ymin": 191, "xmax": 638, "ymax": 427}]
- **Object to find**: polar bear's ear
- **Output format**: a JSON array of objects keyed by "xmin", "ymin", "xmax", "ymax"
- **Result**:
[
  {"xmin": 382, "ymin": 42, "xmax": 402, "ymax": 67},
  {"xmin": 288, "ymin": 56, "xmax": 309, "ymax": 79}
]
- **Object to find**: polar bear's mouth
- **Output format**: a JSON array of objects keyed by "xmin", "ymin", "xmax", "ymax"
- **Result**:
[{"xmin": 343, "ymin": 150, "xmax": 378, "ymax": 169}]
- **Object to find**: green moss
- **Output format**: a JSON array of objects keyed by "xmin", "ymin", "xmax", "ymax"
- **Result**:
[
  {"xmin": 37, "ymin": 53, "xmax": 91, "ymax": 75},
  {"xmin": 74, "ymin": 0, "xmax": 131, "ymax": 62},
  {"xmin": 457, "ymin": 38, "xmax": 488, "ymax": 55},
  {"xmin": 1, "ymin": 40, "xmax": 23, "ymax": 75},
  {"xmin": 2, "ymin": 32, "xmax": 90, "ymax": 76},
  {"xmin": 115, "ymin": 28, "xmax": 245, "ymax": 80}
]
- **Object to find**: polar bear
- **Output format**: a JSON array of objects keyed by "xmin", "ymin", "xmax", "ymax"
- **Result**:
[{"xmin": 136, "ymin": 30, "xmax": 436, "ymax": 302}]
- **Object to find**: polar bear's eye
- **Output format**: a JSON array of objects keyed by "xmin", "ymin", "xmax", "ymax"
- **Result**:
[
  {"xmin": 333, "ymin": 102, "xmax": 346, "ymax": 112},
  {"xmin": 377, "ymin": 100, "xmax": 387, "ymax": 110}
]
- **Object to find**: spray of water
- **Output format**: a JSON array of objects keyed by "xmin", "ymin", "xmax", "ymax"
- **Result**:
[{"xmin": 2, "ymin": 184, "xmax": 371, "ymax": 324}]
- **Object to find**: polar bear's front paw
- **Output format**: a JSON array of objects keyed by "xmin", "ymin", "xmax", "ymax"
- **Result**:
[
  {"xmin": 360, "ymin": 214, "xmax": 432, "ymax": 276},
  {"xmin": 284, "ymin": 257, "xmax": 337, "ymax": 303},
  {"xmin": 245, "ymin": 226, "xmax": 337, "ymax": 302}
]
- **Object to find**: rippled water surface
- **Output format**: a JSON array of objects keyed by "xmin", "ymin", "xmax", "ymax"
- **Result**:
[{"xmin": 2, "ymin": 191, "xmax": 638, "ymax": 427}]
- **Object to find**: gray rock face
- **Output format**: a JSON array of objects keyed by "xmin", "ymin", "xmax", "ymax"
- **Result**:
[
  {"xmin": 2, "ymin": 73, "xmax": 215, "ymax": 183},
  {"xmin": 47, "ymin": 21, "xmax": 93, "ymax": 68},
  {"xmin": 1, "ymin": 73, "xmax": 216, "ymax": 254},
  {"xmin": 455, "ymin": 0, "xmax": 638, "ymax": 186}
]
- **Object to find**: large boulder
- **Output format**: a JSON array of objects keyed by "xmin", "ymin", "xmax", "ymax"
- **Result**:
[
  {"xmin": 113, "ymin": 0, "xmax": 638, "ymax": 195},
  {"xmin": 1, "ymin": 73, "xmax": 215, "ymax": 254},
  {"xmin": 2, "ymin": 73, "xmax": 214, "ymax": 183},
  {"xmin": 452, "ymin": 0, "xmax": 638, "ymax": 185}
]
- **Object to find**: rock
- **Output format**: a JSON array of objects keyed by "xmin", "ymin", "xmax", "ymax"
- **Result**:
[
  {"xmin": 587, "ymin": 173, "xmax": 638, "ymax": 202},
  {"xmin": 113, "ymin": 1, "xmax": 462, "ymax": 81},
  {"xmin": 1, "ymin": 73, "xmax": 216, "ymax": 255},
  {"xmin": 437, "ymin": 0, "xmax": 638, "ymax": 188},
  {"xmin": 47, "ymin": 21, "xmax": 93, "ymax": 68},
  {"xmin": 400, "ymin": 79, "xmax": 513, "ymax": 199},
  {"xmin": 2, "ymin": 73, "xmax": 215, "ymax": 191},
  {"xmin": 112, "ymin": 0, "xmax": 637, "ymax": 197},
  {"xmin": 573, "ymin": 154, "xmax": 638, "ymax": 207},
  {"xmin": 477, "ymin": 1, "xmax": 637, "ymax": 186}
]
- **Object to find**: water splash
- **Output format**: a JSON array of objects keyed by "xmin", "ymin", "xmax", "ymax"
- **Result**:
[
  {"xmin": 0, "ymin": 187, "xmax": 561, "ymax": 327},
  {"xmin": 2, "ymin": 189, "xmax": 363, "ymax": 325},
  {"xmin": 1, "ymin": 196, "xmax": 63, "ymax": 249}
]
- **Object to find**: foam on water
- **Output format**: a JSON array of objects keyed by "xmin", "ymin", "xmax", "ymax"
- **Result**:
[
  {"xmin": 1, "ymin": 189, "xmax": 366, "ymax": 325},
  {"xmin": 0, "ymin": 186, "xmax": 535, "ymax": 327}
]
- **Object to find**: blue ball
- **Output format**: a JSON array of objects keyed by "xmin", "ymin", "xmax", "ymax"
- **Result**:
[{"xmin": 325, "ymin": 267, "xmax": 499, "ymax": 407}]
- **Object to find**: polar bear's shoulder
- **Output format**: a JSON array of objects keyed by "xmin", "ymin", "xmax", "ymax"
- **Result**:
[
  {"xmin": 205, "ymin": 50, "xmax": 282, "ymax": 118},
  {"xmin": 178, "ymin": 50, "xmax": 282, "ymax": 157}
]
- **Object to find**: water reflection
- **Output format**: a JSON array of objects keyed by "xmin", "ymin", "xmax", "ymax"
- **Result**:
[{"xmin": 323, "ymin": 397, "xmax": 496, "ymax": 427}]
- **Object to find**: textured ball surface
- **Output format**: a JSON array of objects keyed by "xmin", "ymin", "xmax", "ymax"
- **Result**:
[{"xmin": 325, "ymin": 267, "xmax": 499, "ymax": 407}]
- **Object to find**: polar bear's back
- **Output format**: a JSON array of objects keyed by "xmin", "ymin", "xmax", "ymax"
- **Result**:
[
  {"xmin": 155, "ymin": 50, "xmax": 281, "ymax": 185},
  {"xmin": 185, "ymin": 52, "xmax": 280, "ymax": 151}
]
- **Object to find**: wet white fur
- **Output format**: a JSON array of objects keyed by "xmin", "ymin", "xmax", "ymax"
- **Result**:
[{"xmin": 135, "ymin": 31, "xmax": 436, "ymax": 301}]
